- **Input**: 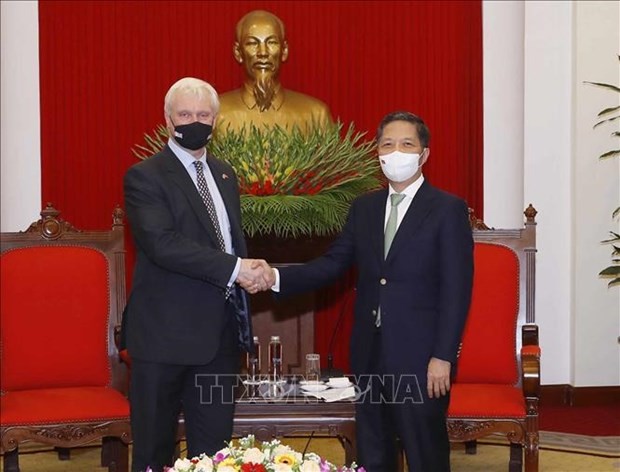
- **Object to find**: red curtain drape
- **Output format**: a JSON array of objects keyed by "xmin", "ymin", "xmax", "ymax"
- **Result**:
[{"xmin": 39, "ymin": 0, "xmax": 482, "ymax": 372}]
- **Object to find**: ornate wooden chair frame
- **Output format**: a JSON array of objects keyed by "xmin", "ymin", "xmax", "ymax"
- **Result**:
[
  {"xmin": 0, "ymin": 204, "xmax": 131, "ymax": 472},
  {"xmin": 446, "ymin": 205, "xmax": 540, "ymax": 472}
]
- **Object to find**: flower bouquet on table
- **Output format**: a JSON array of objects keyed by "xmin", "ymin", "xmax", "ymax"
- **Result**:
[
  {"xmin": 133, "ymin": 122, "xmax": 381, "ymax": 238},
  {"xmin": 160, "ymin": 434, "xmax": 363, "ymax": 472}
]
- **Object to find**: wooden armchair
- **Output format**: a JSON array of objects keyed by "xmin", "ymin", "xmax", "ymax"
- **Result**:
[
  {"xmin": 0, "ymin": 204, "xmax": 131, "ymax": 472},
  {"xmin": 447, "ymin": 205, "xmax": 540, "ymax": 471}
]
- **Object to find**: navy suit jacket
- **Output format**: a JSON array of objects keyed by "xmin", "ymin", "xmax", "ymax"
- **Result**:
[
  {"xmin": 123, "ymin": 145, "xmax": 252, "ymax": 365},
  {"xmin": 279, "ymin": 180, "xmax": 473, "ymax": 382}
]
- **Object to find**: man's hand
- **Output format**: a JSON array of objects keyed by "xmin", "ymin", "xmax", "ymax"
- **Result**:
[
  {"xmin": 427, "ymin": 357, "xmax": 451, "ymax": 398},
  {"xmin": 236, "ymin": 259, "xmax": 275, "ymax": 294},
  {"xmin": 252, "ymin": 259, "xmax": 276, "ymax": 290}
]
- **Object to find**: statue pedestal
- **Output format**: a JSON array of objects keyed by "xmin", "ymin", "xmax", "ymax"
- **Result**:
[{"xmin": 245, "ymin": 235, "xmax": 335, "ymax": 375}]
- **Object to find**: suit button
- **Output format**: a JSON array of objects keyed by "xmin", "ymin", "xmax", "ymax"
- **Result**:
[
  {"xmin": 372, "ymin": 309, "xmax": 377, "ymax": 315},
  {"xmin": 380, "ymin": 278, "xmax": 387, "ymax": 285}
]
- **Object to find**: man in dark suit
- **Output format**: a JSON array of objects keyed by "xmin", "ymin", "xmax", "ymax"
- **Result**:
[
  {"xmin": 266, "ymin": 111, "xmax": 474, "ymax": 471},
  {"xmin": 123, "ymin": 77, "xmax": 271, "ymax": 472}
]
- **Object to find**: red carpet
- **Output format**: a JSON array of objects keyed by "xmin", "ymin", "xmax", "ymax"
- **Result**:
[{"xmin": 539, "ymin": 404, "xmax": 620, "ymax": 436}]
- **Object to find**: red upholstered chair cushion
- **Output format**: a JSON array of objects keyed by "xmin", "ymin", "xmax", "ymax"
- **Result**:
[
  {"xmin": 0, "ymin": 387, "xmax": 129, "ymax": 425},
  {"xmin": 1, "ymin": 246, "xmax": 111, "ymax": 392},
  {"xmin": 454, "ymin": 243, "xmax": 519, "ymax": 385},
  {"xmin": 448, "ymin": 384, "xmax": 526, "ymax": 418}
]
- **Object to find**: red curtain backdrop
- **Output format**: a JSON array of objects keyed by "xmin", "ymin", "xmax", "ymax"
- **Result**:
[{"xmin": 38, "ymin": 0, "xmax": 482, "ymax": 372}]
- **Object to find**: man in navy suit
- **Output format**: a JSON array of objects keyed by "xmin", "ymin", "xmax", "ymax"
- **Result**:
[
  {"xmin": 124, "ymin": 77, "xmax": 272, "ymax": 472},
  {"xmin": 265, "ymin": 111, "xmax": 474, "ymax": 471}
]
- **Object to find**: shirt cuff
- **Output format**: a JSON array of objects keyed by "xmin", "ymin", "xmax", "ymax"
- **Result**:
[
  {"xmin": 228, "ymin": 257, "xmax": 241, "ymax": 287},
  {"xmin": 271, "ymin": 268, "xmax": 281, "ymax": 292}
]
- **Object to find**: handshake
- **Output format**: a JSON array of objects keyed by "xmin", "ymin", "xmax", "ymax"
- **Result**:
[{"xmin": 236, "ymin": 259, "xmax": 276, "ymax": 294}]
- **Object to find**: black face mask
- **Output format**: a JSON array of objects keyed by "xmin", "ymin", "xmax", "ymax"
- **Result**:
[{"xmin": 171, "ymin": 121, "xmax": 213, "ymax": 150}]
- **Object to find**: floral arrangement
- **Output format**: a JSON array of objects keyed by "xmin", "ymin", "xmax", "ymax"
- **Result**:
[
  {"xmin": 133, "ymin": 122, "xmax": 381, "ymax": 237},
  {"xmin": 158, "ymin": 435, "xmax": 363, "ymax": 472}
]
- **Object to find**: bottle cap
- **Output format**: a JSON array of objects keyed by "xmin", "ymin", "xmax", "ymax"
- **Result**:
[
  {"xmin": 253, "ymin": 336, "xmax": 259, "ymax": 342},
  {"xmin": 270, "ymin": 335, "xmax": 280, "ymax": 342}
]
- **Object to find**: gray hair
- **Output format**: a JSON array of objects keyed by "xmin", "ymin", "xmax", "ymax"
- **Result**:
[{"xmin": 164, "ymin": 77, "xmax": 220, "ymax": 116}]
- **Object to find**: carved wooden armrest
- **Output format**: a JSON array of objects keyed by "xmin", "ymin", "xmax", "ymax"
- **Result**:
[{"xmin": 520, "ymin": 324, "xmax": 540, "ymax": 399}]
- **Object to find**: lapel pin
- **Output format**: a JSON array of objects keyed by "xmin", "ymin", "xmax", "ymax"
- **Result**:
[{"xmin": 222, "ymin": 173, "xmax": 229, "ymax": 180}]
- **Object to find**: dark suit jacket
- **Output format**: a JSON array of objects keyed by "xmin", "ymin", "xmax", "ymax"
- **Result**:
[
  {"xmin": 123, "ymin": 144, "xmax": 252, "ymax": 365},
  {"xmin": 279, "ymin": 181, "xmax": 473, "ymax": 382}
]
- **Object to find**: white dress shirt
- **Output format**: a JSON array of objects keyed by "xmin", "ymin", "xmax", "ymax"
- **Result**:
[{"xmin": 385, "ymin": 175, "xmax": 425, "ymax": 232}]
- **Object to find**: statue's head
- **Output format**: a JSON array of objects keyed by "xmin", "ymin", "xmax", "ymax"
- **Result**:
[{"xmin": 233, "ymin": 10, "xmax": 289, "ymax": 111}]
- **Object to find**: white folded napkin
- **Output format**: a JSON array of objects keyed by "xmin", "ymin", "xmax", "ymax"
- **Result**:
[{"xmin": 304, "ymin": 386, "xmax": 356, "ymax": 402}]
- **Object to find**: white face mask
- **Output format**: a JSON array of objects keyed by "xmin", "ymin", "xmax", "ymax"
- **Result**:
[{"xmin": 378, "ymin": 150, "xmax": 422, "ymax": 182}]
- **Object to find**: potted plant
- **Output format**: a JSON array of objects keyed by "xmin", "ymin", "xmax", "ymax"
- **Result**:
[{"xmin": 586, "ymin": 54, "xmax": 620, "ymax": 287}]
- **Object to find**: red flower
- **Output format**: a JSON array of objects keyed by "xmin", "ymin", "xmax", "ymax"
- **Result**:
[
  {"xmin": 308, "ymin": 184, "xmax": 322, "ymax": 195},
  {"xmin": 241, "ymin": 463, "xmax": 267, "ymax": 472},
  {"xmin": 250, "ymin": 182, "xmax": 262, "ymax": 196}
]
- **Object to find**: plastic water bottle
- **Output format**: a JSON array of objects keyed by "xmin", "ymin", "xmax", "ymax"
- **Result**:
[{"xmin": 269, "ymin": 335, "xmax": 282, "ymax": 383}]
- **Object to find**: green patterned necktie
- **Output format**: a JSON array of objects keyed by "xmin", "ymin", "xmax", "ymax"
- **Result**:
[{"xmin": 384, "ymin": 193, "xmax": 406, "ymax": 259}]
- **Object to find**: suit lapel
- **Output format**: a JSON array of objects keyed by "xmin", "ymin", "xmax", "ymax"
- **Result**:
[
  {"xmin": 208, "ymin": 160, "xmax": 251, "ymax": 349},
  {"xmin": 370, "ymin": 189, "xmax": 389, "ymax": 266},
  {"xmin": 162, "ymin": 146, "xmax": 222, "ymax": 249},
  {"xmin": 385, "ymin": 181, "xmax": 437, "ymax": 264},
  {"xmin": 207, "ymin": 155, "xmax": 247, "ymax": 258}
]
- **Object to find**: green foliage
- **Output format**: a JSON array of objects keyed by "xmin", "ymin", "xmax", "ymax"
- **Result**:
[
  {"xmin": 133, "ymin": 124, "xmax": 169, "ymax": 160},
  {"xmin": 133, "ymin": 122, "xmax": 381, "ymax": 237},
  {"xmin": 586, "ymin": 54, "xmax": 620, "ymax": 287}
]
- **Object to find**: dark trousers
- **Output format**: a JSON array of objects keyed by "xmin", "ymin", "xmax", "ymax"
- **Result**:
[
  {"xmin": 355, "ymin": 331, "xmax": 451, "ymax": 472},
  {"xmin": 129, "ymin": 318, "xmax": 239, "ymax": 472}
]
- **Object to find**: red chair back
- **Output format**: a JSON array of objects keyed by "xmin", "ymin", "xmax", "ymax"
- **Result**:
[
  {"xmin": 455, "ymin": 242, "xmax": 520, "ymax": 385},
  {"xmin": 1, "ymin": 246, "xmax": 112, "ymax": 391}
]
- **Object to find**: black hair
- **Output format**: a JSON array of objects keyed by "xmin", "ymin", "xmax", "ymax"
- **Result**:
[{"xmin": 376, "ymin": 111, "xmax": 430, "ymax": 147}]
